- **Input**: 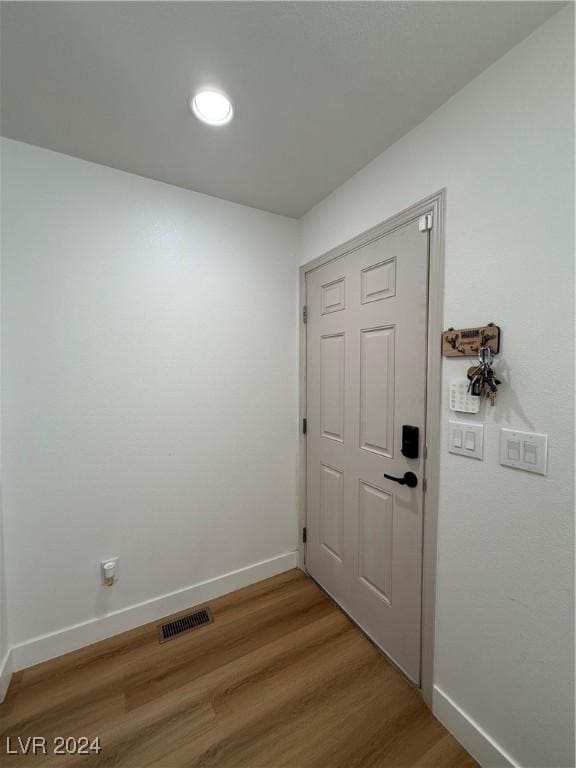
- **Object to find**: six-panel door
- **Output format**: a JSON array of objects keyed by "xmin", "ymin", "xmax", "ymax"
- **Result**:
[{"xmin": 306, "ymin": 219, "xmax": 428, "ymax": 682}]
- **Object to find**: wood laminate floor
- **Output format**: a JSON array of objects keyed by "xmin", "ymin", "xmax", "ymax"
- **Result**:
[{"xmin": 0, "ymin": 570, "xmax": 477, "ymax": 767}]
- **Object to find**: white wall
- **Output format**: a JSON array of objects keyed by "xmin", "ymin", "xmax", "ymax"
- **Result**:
[
  {"xmin": 298, "ymin": 8, "xmax": 574, "ymax": 768},
  {"xmin": 1, "ymin": 139, "xmax": 299, "ymax": 656}
]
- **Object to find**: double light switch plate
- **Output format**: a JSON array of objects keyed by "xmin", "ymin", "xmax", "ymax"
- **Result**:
[
  {"xmin": 448, "ymin": 420, "xmax": 484, "ymax": 460},
  {"xmin": 500, "ymin": 428, "xmax": 548, "ymax": 475}
]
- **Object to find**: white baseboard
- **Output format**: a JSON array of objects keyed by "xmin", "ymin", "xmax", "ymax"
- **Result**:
[
  {"xmin": 0, "ymin": 648, "xmax": 13, "ymax": 703},
  {"xmin": 433, "ymin": 685, "xmax": 519, "ymax": 768},
  {"xmin": 11, "ymin": 551, "xmax": 299, "ymax": 673}
]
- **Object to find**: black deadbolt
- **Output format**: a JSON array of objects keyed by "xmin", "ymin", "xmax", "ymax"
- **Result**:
[{"xmin": 401, "ymin": 425, "xmax": 419, "ymax": 459}]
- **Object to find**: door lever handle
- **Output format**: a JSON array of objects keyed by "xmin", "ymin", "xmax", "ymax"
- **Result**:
[{"xmin": 383, "ymin": 471, "xmax": 418, "ymax": 488}]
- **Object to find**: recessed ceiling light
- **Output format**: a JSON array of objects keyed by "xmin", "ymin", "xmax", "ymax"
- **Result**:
[{"xmin": 191, "ymin": 89, "xmax": 233, "ymax": 126}]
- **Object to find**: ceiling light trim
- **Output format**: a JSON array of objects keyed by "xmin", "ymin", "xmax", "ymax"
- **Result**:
[{"xmin": 190, "ymin": 89, "xmax": 234, "ymax": 126}]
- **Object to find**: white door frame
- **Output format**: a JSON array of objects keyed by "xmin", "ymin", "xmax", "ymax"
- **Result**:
[{"xmin": 298, "ymin": 190, "xmax": 445, "ymax": 707}]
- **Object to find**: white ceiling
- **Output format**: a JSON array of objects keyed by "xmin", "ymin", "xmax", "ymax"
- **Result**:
[{"xmin": 0, "ymin": 2, "xmax": 563, "ymax": 218}]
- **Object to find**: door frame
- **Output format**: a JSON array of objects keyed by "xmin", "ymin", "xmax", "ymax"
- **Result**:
[{"xmin": 298, "ymin": 190, "xmax": 445, "ymax": 708}]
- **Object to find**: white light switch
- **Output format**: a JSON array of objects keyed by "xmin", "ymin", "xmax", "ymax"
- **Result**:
[
  {"xmin": 449, "ymin": 420, "xmax": 483, "ymax": 460},
  {"xmin": 507, "ymin": 440, "xmax": 521, "ymax": 461},
  {"xmin": 523, "ymin": 442, "xmax": 537, "ymax": 465},
  {"xmin": 500, "ymin": 429, "xmax": 547, "ymax": 475},
  {"xmin": 465, "ymin": 430, "xmax": 476, "ymax": 451}
]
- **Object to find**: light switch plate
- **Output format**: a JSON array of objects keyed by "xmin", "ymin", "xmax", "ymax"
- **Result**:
[
  {"xmin": 500, "ymin": 429, "xmax": 548, "ymax": 475},
  {"xmin": 448, "ymin": 420, "xmax": 484, "ymax": 460}
]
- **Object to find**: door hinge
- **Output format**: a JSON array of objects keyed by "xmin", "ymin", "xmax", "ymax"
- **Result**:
[
  {"xmin": 302, "ymin": 526, "xmax": 307, "ymax": 543},
  {"xmin": 423, "ymin": 478, "xmax": 427, "ymax": 493},
  {"xmin": 418, "ymin": 213, "xmax": 433, "ymax": 232},
  {"xmin": 302, "ymin": 417, "xmax": 307, "ymax": 435},
  {"xmin": 302, "ymin": 305, "xmax": 308, "ymax": 324}
]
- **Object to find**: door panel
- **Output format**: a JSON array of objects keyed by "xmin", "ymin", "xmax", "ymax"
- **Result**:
[
  {"xmin": 358, "ymin": 480, "xmax": 393, "ymax": 604},
  {"xmin": 320, "ymin": 333, "xmax": 345, "ymax": 442},
  {"xmin": 306, "ymin": 218, "xmax": 428, "ymax": 682},
  {"xmin": 361, "ymin": 257, "xmax": 396, "ymax": 304},
  {"xmin": 359, "ymin": 326, "xmax": 395, "ymax": 457},
  {"xmin": 320, "ymin": 464, "xmax": 344, "ymax": 561},
  {"xmin": 321, "ymin": 277, "xmax": 346, "ymax": 314}
]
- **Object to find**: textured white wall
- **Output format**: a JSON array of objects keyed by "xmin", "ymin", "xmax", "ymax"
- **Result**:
[
  {"xmin": 1, "ymin": 139, "xmax": 299, "ymax": 647},
  {"xmin": 298, "ymin": 9, "xmax": 574, "ymax": 768}
]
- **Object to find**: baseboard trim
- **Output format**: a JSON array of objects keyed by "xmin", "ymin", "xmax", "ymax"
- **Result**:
[
  {"xmin": 11, "ymin": 551, "xmax": 299, "ymax": 673},
  {"xmin": 0, "ymin": 648, "xmax": 13, "ymax": 703},
  {"xmin": 433, "ymin": 685, "xmax": 519, "ymax": 768}
]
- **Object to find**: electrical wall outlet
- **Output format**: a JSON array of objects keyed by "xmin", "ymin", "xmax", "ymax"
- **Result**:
[{"xmin": 101, "ymin": 557, "xmax": 119, "ymax": 586}]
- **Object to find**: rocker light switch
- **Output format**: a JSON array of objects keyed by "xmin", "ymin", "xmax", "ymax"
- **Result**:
[
  {"xmin": 448, "ymin": 420, "xmax": 483, "ymax": 460},
  {"xmin": 507, "ymin": 440, "xmax": 521, "ymax": 461},
  {"xmin": 453, "ymin": 429, "xmax": 463, "ymax": 449},
  {"xmin": 500, "ymin": 429, "xmax": 547, "ymax": 475}
]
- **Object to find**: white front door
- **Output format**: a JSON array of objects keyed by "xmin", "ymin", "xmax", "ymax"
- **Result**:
[{"xmin": 305, "ymin": 217, "xmax": 429, "ymax": 682}]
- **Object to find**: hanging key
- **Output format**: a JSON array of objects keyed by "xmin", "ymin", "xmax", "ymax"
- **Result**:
[
  {"xmin": 465, "ymin": 344, "xmax": 502, "ymax": 405},
  {"xmin": 467, "ymin": 365, "xmax": 483, "ymax": 396},
  {"xmin": 483, "ymin": 351, "xmax": 500, "ymax": 406},
  {"xmin": 471, "ymin": 376, "xmax": 484, "ymax": 397}
]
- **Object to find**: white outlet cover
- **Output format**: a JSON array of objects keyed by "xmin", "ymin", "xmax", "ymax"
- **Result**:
[
  {"xmin": 101, "ymin": 557, "xmax": 119, "ymax": 585},
  {"xmin": 500, "ymin": 428, "xmax": 548, "ymax": 475},
  {"xmin": 448, "ymin": 420, "xmax": 484, "ymax": 460}
]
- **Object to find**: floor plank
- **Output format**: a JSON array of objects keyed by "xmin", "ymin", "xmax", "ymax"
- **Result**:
[{"xmin": 0, "ymin": 570, "xmax": 477, "ymax": 767}]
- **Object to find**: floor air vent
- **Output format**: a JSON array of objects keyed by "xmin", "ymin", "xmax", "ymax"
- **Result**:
[{"xmin": 158, "ymin": 607, "xmax": 214, "ymax": 643}]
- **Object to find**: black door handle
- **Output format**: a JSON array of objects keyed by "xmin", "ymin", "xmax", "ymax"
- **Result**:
[{"xmin": 383, "ymin": 471, "xmax": 418, "ymax": 488}]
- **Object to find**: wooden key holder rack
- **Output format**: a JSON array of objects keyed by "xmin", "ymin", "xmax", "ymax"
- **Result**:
[{"xmin": 442, "ymin": 324, "xmax": 501, "ymax": 357}]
